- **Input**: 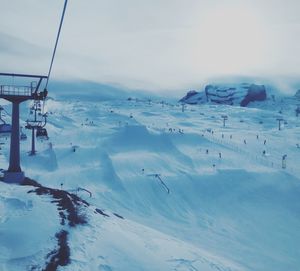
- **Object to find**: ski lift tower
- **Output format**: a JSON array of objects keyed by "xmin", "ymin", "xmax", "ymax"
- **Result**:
[
  {"xmin": 221, "ymin": 115, "xmax": 228, "ymax": 127},
  {"xmin": 0, "ymin": 73, "xmax": 48, "ymax": 183},
  {"xmin": 26, "ymin": 100, "xmax": 48, "ymax": 155},
  {"xmin": 276, "ymin": 117, "xmax": 284, "ymax": 131}
]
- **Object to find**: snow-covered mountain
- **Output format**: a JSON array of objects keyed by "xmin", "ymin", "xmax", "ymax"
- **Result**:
[
  {"xmin": 48, "ymin": 80, "xmax": 145, "ymax": 101},
  {"xmin": 1, "ymin": 86, "xmax": 300, "ymax": 271},
  {"xmin": 180, "ymin": 83, "xmax": 267, "ymax": 106}
]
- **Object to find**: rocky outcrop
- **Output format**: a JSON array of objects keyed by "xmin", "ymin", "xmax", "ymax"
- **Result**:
[
  {"xmin": 240, "ymin": 84, "xmax": 267, "ymax": 106},
  {"xmin": 180, "ymin": 83, "xmax": 267, "ymax": 107},
  {"xmin": 179, "ymin": 90, "xmax": 206, "ymax": 104}
]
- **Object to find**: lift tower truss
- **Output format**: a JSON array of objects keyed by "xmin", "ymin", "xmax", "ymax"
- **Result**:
[{"xmin": 0, "ymin": 73, "xmax": 48, "ymax": 183}]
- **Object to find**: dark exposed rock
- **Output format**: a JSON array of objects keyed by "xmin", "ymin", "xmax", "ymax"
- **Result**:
[
  {"xmin": 95, "ymin": 208, "xmax": 110, "ymax": 217},
  {"xmin": 44, "ymin": 230, "xmax": 70, "ymax": 271},
  {"xmin": 113, "ymin": 213, "xmax": 124, "ymax": 219},
  {"xmin": 240, "ymin": 84, "xmax": 267, "ymax": 107},
  {"xmin": 180, "ymin": 83, "xmax": 267, "ymax": 107},
  {"xmin": 22, "ymin": 178, "xmax": 89, "ymax": 227},
  {"xmin": 179, "ymin": 90, "xmax": 206, "ymax": 104},
  {"xmin": 21, "ymin": 178, "xmax": 90, "ymax": 271}
]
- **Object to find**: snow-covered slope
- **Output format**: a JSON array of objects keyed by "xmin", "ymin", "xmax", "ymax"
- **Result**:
[{"xmin": 1, "ymin": 91, "xmax": 300, "ymax": 271}]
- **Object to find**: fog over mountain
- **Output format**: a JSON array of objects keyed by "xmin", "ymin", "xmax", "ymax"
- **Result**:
[{"xmin": 1, "ymin": 0, "xmax": 300, "ymax": 93}]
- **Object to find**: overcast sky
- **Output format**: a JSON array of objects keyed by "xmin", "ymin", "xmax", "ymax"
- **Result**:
[{"xmin": 1, "ymin": 0, "xmax": 300, "ymax": 93}]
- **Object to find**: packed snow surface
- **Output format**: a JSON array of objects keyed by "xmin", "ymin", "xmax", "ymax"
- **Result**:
[{"xmin": 0, "ymin": 92, "xmax": 300, "ymax": 271}]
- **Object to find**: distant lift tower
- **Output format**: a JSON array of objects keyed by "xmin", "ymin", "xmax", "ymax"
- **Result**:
[
  {"xmin": 276, "ymin": 117, "xmax": 284, "ymax": 131},
  {"xmin": 26, "ymin": 100, "xmax": 48, "ymax": 156},
  {"xmin": 221, "ymin": 115, "xmax": 228, "ymax": 127},
  {"xmin": 0, "ymin": 73, "xmax": 48, "ymax": 183}
]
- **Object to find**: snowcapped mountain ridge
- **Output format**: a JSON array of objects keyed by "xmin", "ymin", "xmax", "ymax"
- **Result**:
[{"xmin": 180, "ymin": 83, "xmax": 267, "ymax": 106}]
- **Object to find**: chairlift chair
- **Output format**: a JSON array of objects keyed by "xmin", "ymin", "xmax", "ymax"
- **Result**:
[
  {"xmin": 20, "ymin": 132, "xmax": 27, "ymax": 140},
  {"xmin": 36, "ymin": 127, "xmax": 49, "ymax": 140},
  {"xmin": 20, "ymin": 126, "xmax": 27, "ymax": 140},
  {"xmin": 0, "ymin": 123, "xmax": 12, "ymax": 137}
]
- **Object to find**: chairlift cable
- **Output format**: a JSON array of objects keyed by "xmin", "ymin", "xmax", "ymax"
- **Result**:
[
  {"xmin": 45, "ymin": 0, "xmax": 68, "ymax": 90},
  {"xmin": 42, "ymin": 0, "xmax": 68, "ymax": 115}
]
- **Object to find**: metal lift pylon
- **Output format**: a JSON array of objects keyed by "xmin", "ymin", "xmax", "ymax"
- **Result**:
[
  {"xmin": 26, "ymin": 100, "xmax": 48, "ymax": 156},
  {"xmin": 1, "ymin": 0, "xmax": 68, "ymax": 183},
  {"xmin": 0, "ymin": 73, "xmax": 48, "ymax": 183}
]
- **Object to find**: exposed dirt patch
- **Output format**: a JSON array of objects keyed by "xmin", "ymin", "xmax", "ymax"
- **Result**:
[
  {"xmin": 95, "ymin": 208, "xmax": 110, "ymax": 217},
  {"xmin": 44, "ymin": 230, "xmax": 70, "ymax": 271},
  {"xmin": 22, "ymin": 178, "xmax": 89, "ymax": 227},
  {"xmin": 21, "ymin": 178, "xmax": 89, "ymax": 271},
  {"xmin": 113, "ymin": 213, "xmax": 124, "ymax": 219},
  {"xmin": 21, "ymin": 178, "xmax": 125, "ymax": 270}
]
